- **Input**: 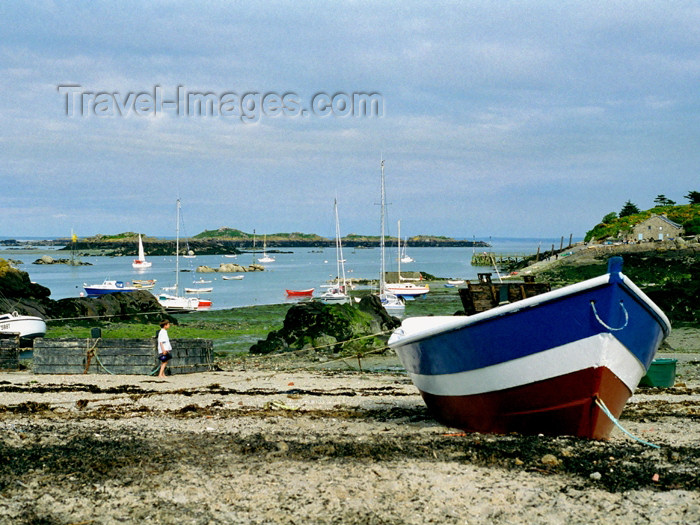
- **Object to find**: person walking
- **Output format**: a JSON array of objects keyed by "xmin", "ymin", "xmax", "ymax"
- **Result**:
[{"xmin": 157, "ymin": 320, "xmax": 172, "ymax": 378}]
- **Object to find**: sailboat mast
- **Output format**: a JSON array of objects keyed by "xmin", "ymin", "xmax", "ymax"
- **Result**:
[
  {"xmin": 380, "ymin": 159, "xmax": 386, "ymax": 293},
  {"xmin": 397, "ymin": 219, "xmax": 401, "ymax": 280},
  {"xmin": 334, "ymin": 198, "xmax": 347, "ymax": 289},
  {"xmin": 175, "ymin": 199, "xmax": 180, "ymax": 291}
]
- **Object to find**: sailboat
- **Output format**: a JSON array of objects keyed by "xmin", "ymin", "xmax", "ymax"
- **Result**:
[
  {"xmin": 157, "ymin": 199, "xmax": 200, "ymax": 313},
  {"xmin": 399, "ymin": 225, "xmax": 414, "ymax": 264},
  {"xmin": 258, "ymin": 234, "xmax": 275, "ymax": 263},
  {"xmin": 384, "ymin": 178, "xmax": 429, "ymax": 299},
  {"xmin": 377, "ymin": 160, "xmax": 405, "ymax": 317},
  {"xmin": 318, "ymin": 199, "xmax": 351, "ymax": 304},
  {"xmin": 132, "ymin": 234, "xmax": 152, "ymax": 269}
]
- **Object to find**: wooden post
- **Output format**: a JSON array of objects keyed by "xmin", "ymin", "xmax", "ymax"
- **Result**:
[
  {"xmin": 568, "ymin": 234, "xmax": 573, "ymax": 248},
  {"xmin": 560, "ymin": 236, "xmax": 564, "ymax": 250}
]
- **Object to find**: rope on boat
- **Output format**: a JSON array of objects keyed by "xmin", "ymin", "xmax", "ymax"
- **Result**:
[
  {"xmin": 590, "ymin": 300, "xmax": 629, "ymax": 331},
  {"xmin": 594, "ymin": 397, "xmax": 660, "ymax": 449}
]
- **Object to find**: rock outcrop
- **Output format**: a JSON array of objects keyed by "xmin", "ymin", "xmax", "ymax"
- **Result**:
[
  {"xmin": 32, "ymin": 255, "xmax": 91, "ymax": 266},
  {"xmin": 197, "ymin": 263, "xmax": 265, "ymax": 273},
  {"xmin": 249, "ymin": 295, "xmax": 401, "ymax": 355}
]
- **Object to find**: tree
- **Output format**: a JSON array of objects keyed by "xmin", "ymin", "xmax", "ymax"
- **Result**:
[
  {"xmin": 654, "ymin": 194, "xmax": 676, "ymax": 206},
  {"xmin": 601, "ymin": 212, "xmax": 617, "ymax": 223},
  {"xmin": 619, "ymin": 200, "xmax": 640, "ymax": 217},
  {"xmin": 685, "ymin": 191, "xmax": 700, "ymax": 204}
]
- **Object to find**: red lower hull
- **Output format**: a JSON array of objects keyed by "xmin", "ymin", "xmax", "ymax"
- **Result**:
[
  {"xmin": 286, "ymin": 289, "xmax": 314, "ymax": 296},
  {"xmin": 419, "ymin": 367, "xmax": 631, "ymax": 439},
  {"xmin": 197, "ymin": 299, "xmax": 212, "ymax": 308}
]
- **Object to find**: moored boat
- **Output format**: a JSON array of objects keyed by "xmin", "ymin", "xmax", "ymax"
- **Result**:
[
  {"xmin": 318, "ymin": 199, "xmax": 351, "ymax": 305},
  {"xmin": 133, "ymin": 279, "xmax": 157, "ymax": 289},
  {"xmin": 384, "ymin": 281, "xmax": 430, "ymax": 298},
  {"xmin": 388, "ymin": 257, "xmax": 671, "ymax": 440},
  {"xmin": 83, "ymin": 279, "xmax": 139, "ymax": 297},
  {"xmin": 286, "ymin": 288, "xmax": 314, "ymax": 297},
  {"xmin": 185, "ymin": 287, "xmax": 213, "ymax": 293},
  {"xmin": 132, "ymin": 234, "xmax": 152, "ymax": 269},
  {"xmin": 0, "ymin": 311, "xmax": 47, "ymax": 340},
  {"xmin": 376, "ymin": 160, "xmax": 405, "ymax": 317},
  {"xmin": 157, "ymin": 199, "xmax": 207, "ymax": 312},
  {"xmin": 222, "ymin": 275, "xmax": 244, "ymax": 280}
]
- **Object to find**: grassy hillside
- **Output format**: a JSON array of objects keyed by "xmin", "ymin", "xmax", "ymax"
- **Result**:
[{"xmin": 585, "ymin": 204, "xmax": 700, "ymax": 242}]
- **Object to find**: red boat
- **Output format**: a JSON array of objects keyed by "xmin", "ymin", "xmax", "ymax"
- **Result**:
[
  {"xmin": 197, "ymin": 299, "xmax": 212, "ymax": 308},
  {"xmin": 286, "ymin": 288, "xmax": 314, "ymax": 297}
]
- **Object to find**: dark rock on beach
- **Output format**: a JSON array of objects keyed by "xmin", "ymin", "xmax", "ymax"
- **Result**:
[{"xmin": 250, "ymin": 295, "xmax": 401, "ymax": 355}]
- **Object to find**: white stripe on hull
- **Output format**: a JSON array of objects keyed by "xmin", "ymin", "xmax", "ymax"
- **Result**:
[{"xmin": 403, "ymin": 333, "xmax": 646, "ymax": 397}]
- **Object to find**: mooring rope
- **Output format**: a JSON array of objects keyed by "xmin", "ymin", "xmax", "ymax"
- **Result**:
[
  {"xmin": 594, "ymin": 396, "xmax": 660, "ymax": 449},
  {"xmin": 230, "ymin": 327, "xmax": 397, "ymax": 376},
  {"xmin": 83, "ymin": 337, "xmax": 116, "ymax": 375}
]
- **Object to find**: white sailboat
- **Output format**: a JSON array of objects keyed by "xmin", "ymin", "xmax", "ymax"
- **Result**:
[
  {"xmin": 399, "ymin": 224, "xmax": 414, "ymax": 264},
  {"xmin": 158, "ymin": 199, "xmax": 200, "ymax": 313},
  {"xmin": 318, "ymin": 199, "xmax": 351, "ymax": 304},
  {"xmin": 132, "ymin": 234, "xmax": 152, "ymax": 269},
  {"xmin": 258, "ymin": 234, "xmax": 275, "ymax": 263},
  {"xmin": 377, "ymin": 160, "xmax": 405, "ymax": 317}
]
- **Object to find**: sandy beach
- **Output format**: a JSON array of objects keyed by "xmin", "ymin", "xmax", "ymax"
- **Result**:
[{"xmin": 2, "ymin": 330, "xmax": 700, "ymax": 525}]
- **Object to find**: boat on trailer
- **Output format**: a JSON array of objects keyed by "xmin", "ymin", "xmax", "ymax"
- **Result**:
[{"xmin": 388, "ymin": 257, "xmax": 671, "ymax": 440}]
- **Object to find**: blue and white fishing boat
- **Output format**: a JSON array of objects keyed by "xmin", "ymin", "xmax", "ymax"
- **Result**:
[
  {"xmin": 388, "ymin": 257, "xmax": 671, "ymax": 440},
  {"xmin": 83, "ymin": 279, "xmax": 139, "ymax": 297}
]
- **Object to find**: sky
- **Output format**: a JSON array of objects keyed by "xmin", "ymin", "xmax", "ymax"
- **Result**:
[{"xmin": 1, "ymin": 1, "xmax": 698, "ymax": 241}]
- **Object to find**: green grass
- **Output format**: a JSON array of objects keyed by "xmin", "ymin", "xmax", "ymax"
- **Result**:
[{"xmin": 43, "ymin": 285, "xmax": 465, "ymax": 360}]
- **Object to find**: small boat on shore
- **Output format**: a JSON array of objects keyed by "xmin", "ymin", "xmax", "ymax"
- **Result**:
[
  {"xmin": 388, "ymin": 257, "xmax": 671, "ymax": 440},
  {"xmin": 83, "ymin": 279, "xmax": 139, "ymax": 297},
  {"xmin": 286, "ymin": 288, "xmax": 314, "ymax": 297},
  {"xmin": 0, "ymin": 311, "xmax": 47, "ymax": 340}
]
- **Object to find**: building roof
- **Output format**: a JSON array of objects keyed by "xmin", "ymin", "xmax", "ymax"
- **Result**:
[{"xmin": 638, "ymin": 214, "xmax": 683, "ymax": 229}]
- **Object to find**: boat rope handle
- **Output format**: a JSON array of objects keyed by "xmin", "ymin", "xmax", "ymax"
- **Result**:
[
  {"xmin": 590, "ymin": 300, "xmax": 629, "ymax": 331},
  {"xmin": 594, "ymin": 397, "xmax": 660, "ymax": 449}
]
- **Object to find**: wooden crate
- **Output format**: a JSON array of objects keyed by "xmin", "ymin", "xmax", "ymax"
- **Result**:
[
  {"xmin": 458, "ymin": 275, "xmax": 551, "ymax": 315},
  {"xmin": 33, "ymin": 338, "xmax": 213, "ymax": 375}
]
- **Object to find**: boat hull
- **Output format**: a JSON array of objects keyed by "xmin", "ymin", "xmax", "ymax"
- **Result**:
[
  {"xmin": 286, "ymin": 289, "xmax": 314, "ymax": 297},
  {"xmin": 388, "ymin": 258, "xmax": 670, "ymax": 439},
  {"xmin": 157, "ymin": 294, "xmax": 199, "ymax": 313},
  {"xmin": 385, "ymin": 284, "xmax": 429, "ymax": 298},
  {"xmin": 83, "ymin": 281, "xmax": 139, "ymax": 297},
  {"xmin": 0, "ymin": 313, "xmax": 47, "ymax": 340}
]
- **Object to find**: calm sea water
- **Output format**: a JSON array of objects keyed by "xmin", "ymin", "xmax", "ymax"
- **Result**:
[{"xmin": 2, "ymin": 237, "xmax": 577, "ymax": 310}]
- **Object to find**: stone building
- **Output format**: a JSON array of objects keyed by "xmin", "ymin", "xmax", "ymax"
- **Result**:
[{"xmin": 626, "ymin": 214, "xmax": 683, "ymax": 242}]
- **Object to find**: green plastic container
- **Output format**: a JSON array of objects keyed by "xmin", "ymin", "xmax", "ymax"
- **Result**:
[{"xmin": 638, "ymin": 358, "xmax": 677, "ymax": 388}]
